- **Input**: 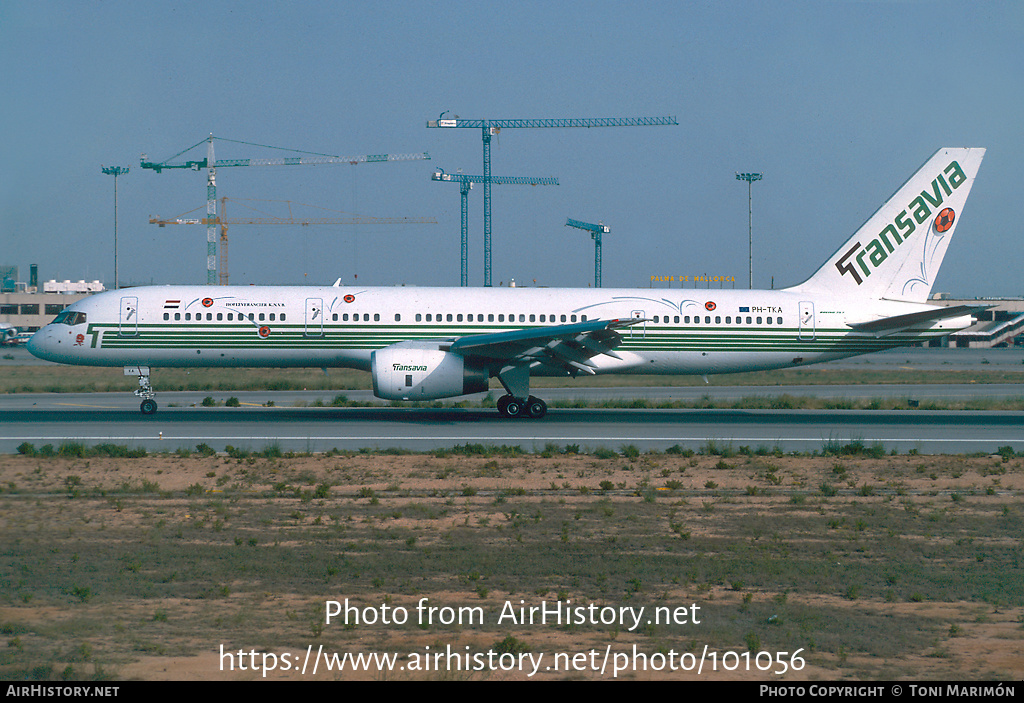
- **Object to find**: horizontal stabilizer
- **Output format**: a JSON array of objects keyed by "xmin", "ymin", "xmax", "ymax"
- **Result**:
[{"xmin": 848, "ymin": 304, "xmax": 991, "ymax": 337}]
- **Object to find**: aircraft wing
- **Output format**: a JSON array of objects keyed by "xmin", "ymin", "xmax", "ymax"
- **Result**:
[
  {"xmin": 449, "ymin": 318, "xmax": 641, "ymax": 375},
  {"xmin": 848, "ymin": 304, "xmax": 991, "ymax": 337}
]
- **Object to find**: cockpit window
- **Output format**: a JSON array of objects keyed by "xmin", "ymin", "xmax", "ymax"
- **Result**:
[{"xmin": 53, "ymin": 310, "xmax": 87, "ymax": 326}]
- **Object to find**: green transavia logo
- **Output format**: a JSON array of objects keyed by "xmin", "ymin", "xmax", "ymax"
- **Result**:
[
  {"xmin": 835, "ymin": 160, "xmax": 967, "ymax": 285},
  {"xmin": 393, "ymin": 364, "xmax": 428, "ymax": 371}
]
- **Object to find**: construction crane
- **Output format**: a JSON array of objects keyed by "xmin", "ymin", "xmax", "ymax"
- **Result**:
[
  {"xmin": 432, "ymin": 169, "xmax": 558, "ymax": 286},
  {"xmin": 426, "ymin": 114, "xmax": 676, "ymax": 286},
  {"xmin": 150, "ymin": 197, "xmax": 437, "ymax": 285},
  {"xmin": 565, "ymin": 218, "xmax": 610, "ymax": 288},
  {"xmin": 141, "ymin": 134, "xmax": 430, "ymax": 284}
]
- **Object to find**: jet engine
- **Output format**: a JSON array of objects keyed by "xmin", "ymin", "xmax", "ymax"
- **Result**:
[{"xmin": 371, "ymin": 342, "xmax": 489, "ymax": 401}]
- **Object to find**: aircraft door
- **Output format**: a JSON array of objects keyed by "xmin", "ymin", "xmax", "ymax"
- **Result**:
[
  {"xmin": 798, "ymin": 301, "xmax": 815, "ymax": 340},
  {"xmin": 305, "ymin": 298, "xmax": 323, "ymax": 337},
  {"xmin": 630, "ymin": 310, "xmax": 646, "ymax": 338},
  {"xmin": 119, "ymin": 296, "xmax": 138, "ymax": 337}
]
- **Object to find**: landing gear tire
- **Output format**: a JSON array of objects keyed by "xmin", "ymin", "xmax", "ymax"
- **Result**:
[
  {"xmin": 497, "ymin": 394, "xmax": 546, "ymax": 419},
  {"xmin": 140, "ymin": 398, "xmax": 158, "ymax": 415},
  {"xmin": 526, "ymin": 396, "xmax": 547, "ymax": 419},
  {"xmin": 502, "ymin": 398, "xmax": 524, "ymax": 418}
]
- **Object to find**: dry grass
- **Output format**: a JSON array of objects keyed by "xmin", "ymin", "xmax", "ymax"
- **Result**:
[{"xmin": 2, "ymin": 449, "xmax": 1023, "ymax": 681}]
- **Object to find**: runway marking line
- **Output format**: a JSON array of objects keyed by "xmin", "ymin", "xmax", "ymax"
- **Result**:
[{"xmin": 4, "ymin": 435, "xmax": 1024, "ymax": 445}]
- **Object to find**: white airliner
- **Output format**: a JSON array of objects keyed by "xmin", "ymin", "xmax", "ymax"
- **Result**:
[{"xmin": 29, "ymin": 147, "xmax": 986, "ymax": 418}]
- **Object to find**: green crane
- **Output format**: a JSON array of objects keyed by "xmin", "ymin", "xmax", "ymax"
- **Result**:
[
  {"xmin": 141, "ymin": 134, "xmax": 430, "ymax": 284},
  {"xmin": 426, "ymin": 114, "xmax": 676, "ymax": 287},
  {"xmin": 432, "ymin": 169, "xmax": 558, "ymax": 286},
  {"xmin": 565, "ymin": 218, "xmax": 610, "ymax": 288}
]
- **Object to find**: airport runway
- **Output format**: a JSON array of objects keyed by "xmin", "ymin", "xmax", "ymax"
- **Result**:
[
  {"xmin": 2, "ymin": 395, "xmax": 1023, "ymax": 455},
  {"xmin": 3, "ymin": 346, "xmax": 1023, "ymax": 454}
]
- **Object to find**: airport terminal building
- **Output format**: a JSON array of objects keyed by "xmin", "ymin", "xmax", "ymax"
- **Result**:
[{"xmin": 1, "ymin": 266, "xmax": 99, "ymax": 334}]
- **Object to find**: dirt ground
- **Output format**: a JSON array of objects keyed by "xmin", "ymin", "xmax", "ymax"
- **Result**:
[{"xmin": 1, "ymin": 449, "xmax": 1022, "ymax": 681}]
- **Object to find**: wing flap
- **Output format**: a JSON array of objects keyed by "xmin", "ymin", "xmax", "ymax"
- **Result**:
[{"xmin": 449, "ymin": 318, "xmax": 640, "ymax": 372}]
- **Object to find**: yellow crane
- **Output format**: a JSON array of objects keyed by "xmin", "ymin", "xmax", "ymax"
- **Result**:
[{"xmin": 151, "ymin": 197, "xmax": 437, "ymax": 285}]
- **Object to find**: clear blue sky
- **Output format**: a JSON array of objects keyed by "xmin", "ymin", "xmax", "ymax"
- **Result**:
[{"xmin": 2, "ymin": 0, "xmax": 1021, "ymax": 295}]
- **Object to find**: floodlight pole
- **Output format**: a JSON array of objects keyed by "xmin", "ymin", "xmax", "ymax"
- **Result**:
[
  {"xmin": 102, "ymin": 165, "xmax": 129, "ymax": 289},
  {"xmin": 735, "ymin": 172, "xmax": 762, "ymax": 289}
]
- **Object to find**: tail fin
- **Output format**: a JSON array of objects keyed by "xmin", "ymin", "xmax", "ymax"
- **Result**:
[{"xmin": 788, "ymin": 147, "xmax": 985, "ymax": 303}]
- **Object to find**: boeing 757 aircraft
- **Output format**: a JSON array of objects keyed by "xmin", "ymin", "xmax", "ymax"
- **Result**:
[{"xmin": 29, "ymin": 147, "xmax": 986, "ymax": 418}]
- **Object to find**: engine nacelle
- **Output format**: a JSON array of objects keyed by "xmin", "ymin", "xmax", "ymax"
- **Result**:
[{"xmin": 371, "ymin": 342, "xmax": 489, "ymax": 401}]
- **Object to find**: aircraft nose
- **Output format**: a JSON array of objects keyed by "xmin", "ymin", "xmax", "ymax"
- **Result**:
[
  {"xmin": 26, "ymin": 327, "xmax": 56, "ymax": 361},
  {"xmin": 25, "ymin": 330, "xmax": 42, "ymax": 356}
]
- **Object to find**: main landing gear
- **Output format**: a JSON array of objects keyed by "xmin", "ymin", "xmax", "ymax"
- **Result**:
[
  {"xmin": 495, "ymin": 365, "xmax": 547, "ymax": 419},
  {"xmin": 497, "ymin": 395, "xmax": 547, "ymax": 419},
  {"xmin": 125, "ymin": 366, "xmax": 157, "ymax": 415}
]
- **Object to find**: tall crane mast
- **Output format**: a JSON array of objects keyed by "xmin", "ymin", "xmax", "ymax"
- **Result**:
[
  {"xmin": 565, "ymin": 218, "xmax": 610, "ymax": 288},
  {"xmin": 150, "ymin": 197, "xmax": 437, "ymax": 285},
  {"xmin": 426, "ymin": 115, "xmax": 676, "ymax": 286},
  {"xmin": 432, "ymin": 169, "xmax": 558, "ymax": 286},
  {"xmin": 141, "ymin": 134, "xmax": 430, "ymax": 284}
]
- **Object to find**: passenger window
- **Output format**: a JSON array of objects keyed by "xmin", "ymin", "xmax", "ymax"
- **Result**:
[
  {"xmin": 746, "ymin": 316, "xmax": 752, "ymax": 324},
  {"xmin": 217, "ymin": 313, "xmax": 223, "ymax": 321},
  {"xmin": 175, "ymin": 313, "xmax": 181, "ymax": 321},
  {"xmin": 498, "ymin": 314, "xmax": 505, "ymax": 322},
  {"xmin": 685, "ymin": 316, "xmax": 691, "ymax": 324},
  {"xmin": 715, "ymin": 316, "xmax": 721, "ymax": 324},
  {"xmin": 777, "ymin": 317, "xmax": 782, "ymax": 325},
  {"xmin": 757, "ymin": 317, "xmax": 763, "ymax": 324},
  {"xmin": 571, "ymin": 315, "xmax": 577, "ymax": 322},
  {"xmin": 416, "ymin": 313, "xmax": 422, "ymax": 322},
  {"xmin": 653, "ymin": 316, "xmax": 659, "ymax": 323},
  {"xmin": 185, "ymin": 313, "xmax": 191, "ymax": 321},
  {"xmin": 259, "ymin": 313, "xmax": 265, "ymax": 321},
  {"xmin": 457, "ymin": 314, "xmax": 463, "ymax": 322},
  {"xmin": 281, "ymin": 314, "xmax": 286, "ymax": 321},
  {"xmin": 674, "ymin": 316, "xmax": 680, "ymax": 323},
  {"xmin": 447, "ymin": 314, "xmax": 453, "ymax": 322},
  {"xmin": 581, "ymin": 315, "xmax": 587, "ymax": 321},
  {"xmin": 488, "ymin": 314, "xmax": 494, "ymax": 322},
  {"xmin": 519, "ymin": 314, "xmax": 525, "ymax": 322},
  {"xmin": 540, "ymin": 315, "xmax": 546, "ymax": 322},
  {"xmin": 374, "ymin": 314, "xmax": 380, "ymax": 322},
  {"xmin": 561, "ymin": 314, "xmax": 567, "ymax": 322},
  {"xmin": 395, "ymin": 314, "xmax": 401, "ymax": 322},
  {"xmin": 163, "ymin": 313, "xmax": 169, "ymax": 321},
  {"xmin": 767, "ymin": 316, "xmax": 773, "ymax": 325},
  {"xmin": 529, "ymin": 314, "xmax": 535, "ymax": 322}
]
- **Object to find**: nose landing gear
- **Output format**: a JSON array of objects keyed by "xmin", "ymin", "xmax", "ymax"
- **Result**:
[{"xmin": 125, "ymin": 366, "xmax": 157, "ymax": 415}]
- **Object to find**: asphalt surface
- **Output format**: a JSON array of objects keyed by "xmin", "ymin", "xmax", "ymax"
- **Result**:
[
  {"xmin": 3, "ymin": 346, "xmax": 1023, "ymax": 454},
  {"xmin": 2, "ymin": 401, "xmax": 1022, "ymax": 455}
]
